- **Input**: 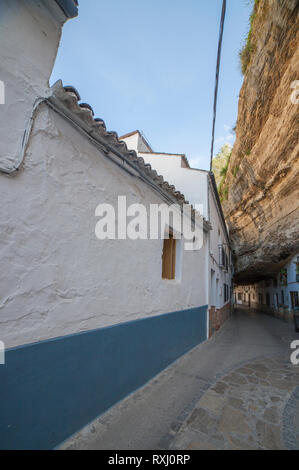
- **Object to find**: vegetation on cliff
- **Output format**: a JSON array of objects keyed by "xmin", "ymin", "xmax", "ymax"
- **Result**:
[
  {"xmin": 239, "ymin": 0, "xmax": 260, "ymax": 74},
  {"xmin": 212, "ymin": 143, "xmax": 232, "ymax": 201},
  {"xmin": 212, "ymin": 144, "xmax": 232, "ymax": 186}
]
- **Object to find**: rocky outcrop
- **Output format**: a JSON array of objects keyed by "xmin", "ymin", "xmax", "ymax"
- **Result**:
[{"xmin": 222, "ymin": 0, "xmax": 299, "ymax": 282}]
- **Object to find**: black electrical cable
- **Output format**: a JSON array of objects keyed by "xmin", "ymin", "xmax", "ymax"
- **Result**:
[{"xmin": 210, "ymin": 0, "xmax": 227, "ymax": 171}]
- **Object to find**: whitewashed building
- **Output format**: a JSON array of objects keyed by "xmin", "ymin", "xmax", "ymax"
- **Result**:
[
  {"xmin": 121, "ymin": 131, "xmax": 233, "ymax": 335},
  {"xmin": 0, "ymin": 0, "xmax": 231, "ymax": 449}
]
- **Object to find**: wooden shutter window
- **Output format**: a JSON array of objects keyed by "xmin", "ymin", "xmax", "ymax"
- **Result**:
[{"xmin": 162, "ymin": 233, "xmax": 176, "ymax": 280}]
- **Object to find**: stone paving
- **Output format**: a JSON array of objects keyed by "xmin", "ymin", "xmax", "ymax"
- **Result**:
[
  {"xmin": 60, "ymin": 309, "xmax": 299, "ymax": 450},
  {"xmin": 170, "ymin": 357, "xmax": 299, "ymax": 450}
]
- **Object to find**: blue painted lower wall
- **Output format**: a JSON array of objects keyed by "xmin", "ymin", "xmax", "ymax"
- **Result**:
[{"xmin": 0, "ymin": 305, "xmax": 207, "ymax": 449}]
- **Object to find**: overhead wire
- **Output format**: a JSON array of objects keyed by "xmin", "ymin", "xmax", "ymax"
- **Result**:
[{"xmin": 210, "ymin": 0, "xmax": 227, "ymax": 171}]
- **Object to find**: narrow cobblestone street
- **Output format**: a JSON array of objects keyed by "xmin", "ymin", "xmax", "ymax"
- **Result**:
[
  {"xmin": 61, "ymin": 309, "xmax": 299, "ymax": 450},
  {"xmin": 170, "ymin": 357, "xmax": 299, "ymax": 450}
]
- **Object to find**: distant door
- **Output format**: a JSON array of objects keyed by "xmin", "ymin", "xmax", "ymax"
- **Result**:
[
  {"xmin": 290, "ymin": 292, "xmax": 298, "ymax": 309},
  {"xmin": 266, "ymin": 293, "xmax": 270, "ymax": 307},
  {"xmin": 248, "ymin": 294, "xmax": 251, "ymax": 307}
]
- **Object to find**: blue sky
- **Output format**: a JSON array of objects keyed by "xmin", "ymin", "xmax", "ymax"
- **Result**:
[{"xmin": 51, "ymin": 0, "xmax": 252, "ymax": 170}]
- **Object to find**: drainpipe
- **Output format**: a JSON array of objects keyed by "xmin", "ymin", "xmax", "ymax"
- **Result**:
[{"xmin": 0, "ymin": 97, "xmax": 47, "ymax": 174}]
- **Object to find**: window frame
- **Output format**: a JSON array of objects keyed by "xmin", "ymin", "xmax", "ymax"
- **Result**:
[{"xmin": 162, "ymin": 232, "xmax": 176, "ymax": 280}]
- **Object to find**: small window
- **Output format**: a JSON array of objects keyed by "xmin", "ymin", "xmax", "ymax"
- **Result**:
[
  {"xmin": 162, "ymin": 233, "xmax": 176, "ymax": 280},
  {"xmin": 290, "ymin": 291, "xmax": 299, "ymax": 308}
]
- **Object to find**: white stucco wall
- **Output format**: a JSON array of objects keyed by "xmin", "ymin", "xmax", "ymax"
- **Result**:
[
  {"xmin": 120, "ymin": 133, "xmax": 140, "ymax": 153},
  {"xmin": 208, "ymin": 184, "xmax": 232, "ymax": 309},
  {"xmin": 120, "ymin": 132, "xmax": 152, "ymax": 154},
  {"xmin": 121, "ymin": 134, "xmax": 209, "ymax": 217},
  {"xmin": 122, "ymin": 134, "xmax": 232, "ymax": 311},
  {"xmin": 136, "ymin": 152, "xmax": 209, "ymax": 219},
  {"xmin": 0, "ymin": 0, "xmax": 66, "ymax": 172},
  {"xmin": 0, "ymin": 104, "xmax": 209, "ymax": 348}
]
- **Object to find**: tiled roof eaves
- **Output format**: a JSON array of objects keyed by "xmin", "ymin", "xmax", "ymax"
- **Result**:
[{"xmin": 47, "ymin": 81, "xmax": 210, "ymax": 231}]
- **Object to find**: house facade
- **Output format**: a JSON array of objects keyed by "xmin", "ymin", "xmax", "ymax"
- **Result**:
[
  {"xmin": 121, "ymin": 131, "xmax": 233, "ymax": 337},
  {"xmin": 0, "ymin": 0, "xmax": 232, "ymax": 449}
]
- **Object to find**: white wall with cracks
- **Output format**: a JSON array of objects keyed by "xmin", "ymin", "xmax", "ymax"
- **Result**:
[
  {"xmin": 0, "ymin": 0, "xmax": 223, "ymax": 350},
  {"xmin": 0, "ymin": 104, "xmax": 209, "ymax": 348},
  {"xmin": 0, "ymin": 0, "xmax": 67, "ymax": 173}
]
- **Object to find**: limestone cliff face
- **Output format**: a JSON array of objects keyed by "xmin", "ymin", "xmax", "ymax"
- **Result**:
[{"xmin": 222, "ymin": 0, "xmax": 299, "ymax": 282}]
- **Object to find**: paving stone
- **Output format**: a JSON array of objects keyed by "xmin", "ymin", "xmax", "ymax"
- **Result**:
[
  {"xmin": 256, "ymin": 420, "xmax": 282, "ymax": 449},
  {"xmin": 260, "ymin": 380, "xmax": 271, "ymax": 387},
  {"xmin": 263, "ymin": 406, "xmax": 279, "ymax": 424},
  {"xmin": 186, "ymin": 440, "xmax": 219, "ymax": 450},
  {"xmin": 223, "ymin": 372, "xmax": 247, "ymax": 385},
  {"xmin": 169, "ymin": 352, "xmax": 298, "ymax": 450},
  {"xmin": 186, "ymin": 407, "xmax": 216, "ymax": 435},
  {"xmin": 198, "ymin": 391, "xmax": 226, "ymax": 414},
  {"xmin": 218, "ymin": 406, "xmax": 251, "ymax": 434},
  {"xmin": 254, "ymin": 370, "xmax": 269, "ymax": 379},
  {"xmin": 211, "ymin": 381, "xmax": 228, "ymax": 394},
  {"xmin": 270, "ymin": 362, "xmax": 289, "ymax": 370},
  {"xmin": 271, "ymin": 380, "xmax": 296, "ymax": 391},
  {"xmin": 258, "ymin": 399, "xmax": 268, "ymax": 408},
  {"xmin": 210, "ymin": 432, "xmax": 226, "ymax": 444},
  {"xmin": 270, "ymin": 396, "xmax": 281, "ymax": 402},
  {"xmin": 249, "ymin": 403, "xmax": 259, "ymax": 412},
  {"xmin": 247, "ymin": 363, "xmax": 269, "ymax": 372},
  {"xmin": 247, "ymin": 375, "xmax": 259, "ymax": 384},
  {"xmin": 236, "ymin": 367, "xmax": 255, "ymax": 375},
  {"xmin": 169, "ymin": 428, "xmax": 208, "ymax": 450},
  {"xmin": 282, "ymin": 386, "xmax": 299, "ymax": 450},
  {"xmin": 227, "ymin": 397, "xmax": 245, "ymax": 411},
  {"xmin": 226, "ymin": 435, "xmax": 259, "ymax": 450}
]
